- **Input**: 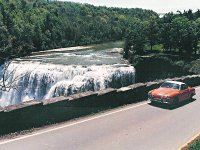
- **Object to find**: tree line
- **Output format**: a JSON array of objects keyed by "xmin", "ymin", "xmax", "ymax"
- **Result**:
[
  {"xmin": 0, "ymin": 0, "xmax": 157, "ymax": 62},
  {"xmin": 124, "ymin": 10, "xmax": 200, "ymax": 59}
]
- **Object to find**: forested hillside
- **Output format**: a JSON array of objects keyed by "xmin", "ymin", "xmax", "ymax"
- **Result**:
[{"xmin": 0, "ymin": 0, "xmax": 157, "ymax": 62}]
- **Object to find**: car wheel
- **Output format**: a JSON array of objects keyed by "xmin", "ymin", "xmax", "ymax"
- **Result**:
[
  {"xmin": 170, "ymin": 98, "xmax": 179, "ymax": 109},
  {"xmin": 189, "ymin": 94, "xmax": 193, "ymax": 102},
  {"xmin": 150, "ymin": 101, "xmax": 155, "ymax": 105}
]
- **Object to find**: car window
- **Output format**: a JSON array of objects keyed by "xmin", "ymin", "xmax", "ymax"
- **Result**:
[
  {"xmin": 160, "ymin": 82, "xmax": 172, "ymax": 88},
  {"xmin": 160, "ymin": 82, "xmax": 180, "ymax": 90},
  {"xmin": 172, "ymin": 84, "xmax": 180, "ymax": 90},
  {"xmin": 180, "ymin": 84, "xmax": 188, "ymax": 90}
]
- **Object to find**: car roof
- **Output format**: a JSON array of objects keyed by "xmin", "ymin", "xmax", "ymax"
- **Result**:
[{"xmin": 165, "ymin": 80, "xmax": 185, "ymax": 85}]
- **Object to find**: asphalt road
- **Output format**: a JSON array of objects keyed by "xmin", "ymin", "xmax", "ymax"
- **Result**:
[{"xmin": 0, "ymin": 87, "xmax": 200, "ymax": 150}]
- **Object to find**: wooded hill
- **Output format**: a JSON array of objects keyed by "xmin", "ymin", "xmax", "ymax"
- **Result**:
[{"xmin": 0, "ymin": 0, "xmax": 157, "ymax": 61}]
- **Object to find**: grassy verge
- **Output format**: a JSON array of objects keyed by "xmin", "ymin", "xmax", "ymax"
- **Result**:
[
  {"xmin": 189, "ymin": 139, "xmax": 200, "ymax": 150},
  {"xmin": 181, "ymin": 134, "xmax": 200, "ymax": 150}
]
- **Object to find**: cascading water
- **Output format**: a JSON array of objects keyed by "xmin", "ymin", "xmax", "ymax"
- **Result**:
[{"xmin": 0, "ymin": 46, "xmax": 135, "ymax": 107}]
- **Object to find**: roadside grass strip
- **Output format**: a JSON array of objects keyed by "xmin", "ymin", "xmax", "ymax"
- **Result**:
[{"xmin": 179, "ymin": 132, "xmax": 200, "ymax": 150}]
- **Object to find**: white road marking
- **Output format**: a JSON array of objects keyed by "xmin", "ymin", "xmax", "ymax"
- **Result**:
[{"xmin": 0, "ymin": 101, "xmax": 149, "ymax": 145}]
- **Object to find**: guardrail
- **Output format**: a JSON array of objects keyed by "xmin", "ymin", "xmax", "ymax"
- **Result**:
[{"xmin": 0, "ymin": 75, "xmax": 200, "ymax": 135}]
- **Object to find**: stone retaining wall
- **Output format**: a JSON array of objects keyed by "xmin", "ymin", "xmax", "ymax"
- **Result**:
[{"xmin": 0, "ymin": 75, "xmax": 199, "ymax": 135}]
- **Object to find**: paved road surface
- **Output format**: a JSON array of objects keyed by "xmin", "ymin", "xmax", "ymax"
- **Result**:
[{"xmin": 0, "ymin": 87, "xmax": 200, "ymax": 150}]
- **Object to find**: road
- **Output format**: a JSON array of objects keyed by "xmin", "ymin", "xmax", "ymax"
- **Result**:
[{"xmin": 0, "ymin": 87, "xmax": 200, "ymax": 150}]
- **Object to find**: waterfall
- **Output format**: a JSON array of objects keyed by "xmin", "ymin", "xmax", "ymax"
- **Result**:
[{"xmin": 0, "ymin": 61, "xmax": 135, "ymax": 107}]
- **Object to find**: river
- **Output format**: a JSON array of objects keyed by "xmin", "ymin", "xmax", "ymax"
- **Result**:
[{"xmin": 0, "ymin": 42, "xmax": 135, "ymax": 107}]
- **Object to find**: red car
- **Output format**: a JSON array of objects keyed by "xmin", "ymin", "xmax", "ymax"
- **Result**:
[{"xmin": 148, "ymin": 81, "xmax": 196, "ymax": 106}]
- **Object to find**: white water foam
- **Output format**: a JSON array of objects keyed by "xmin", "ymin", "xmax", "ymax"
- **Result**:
[{"xmin": 0, "ymin": 61, "xmax": 135, "ymax": 107}]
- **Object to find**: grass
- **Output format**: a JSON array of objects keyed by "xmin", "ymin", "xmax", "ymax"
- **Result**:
[
  {"xmin": 189, "ymin": 140, "xmax": 200, "ymax": 150},
  {"xmin": 144, "ymin": 44, "xmax": 163, "ymax": 52},
  {"xmin": 92, "ymin": 41, "xmax": 124, "ymax": 51},
  {"xmin": 181, "ymin": 135, "xmax": 200, "ymax": 150}
]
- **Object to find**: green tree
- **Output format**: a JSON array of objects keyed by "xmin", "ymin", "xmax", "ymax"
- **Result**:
[
  {"xmin": 124, "ymin": 19, "xmax": 147, "ymax": 56},
  {"xmin": 171, "ymin": 17, "xmax": 198, "ymax": 57},
  {"xmin": 160, "ymin": 13, "xmax": 175, "ymax": 51},
  {"xmin": 146, "ymin": 16, "xmax": 159, "ymax": 50}
]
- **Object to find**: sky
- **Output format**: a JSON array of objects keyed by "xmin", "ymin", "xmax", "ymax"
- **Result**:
[{"xmin": 60, "ymin": 0, "xmax": 200, "ymax": 13}]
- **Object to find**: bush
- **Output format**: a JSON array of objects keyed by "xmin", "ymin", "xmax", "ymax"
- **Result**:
[
  {"xmin": 189, "ymin": 60, "xmax": 200, "ymax": 74},
  {"xmin": 130, "ymin": 54, "xmax": 191, "ymax": 82}
]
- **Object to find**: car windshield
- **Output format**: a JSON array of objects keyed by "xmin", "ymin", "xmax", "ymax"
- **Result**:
[{"xmin": 160, "ymin": 82, "xmax": 180, "ymax": 90}]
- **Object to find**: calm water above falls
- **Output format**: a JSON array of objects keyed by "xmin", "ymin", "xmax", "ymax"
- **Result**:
[
  {"xmin": 0, "ymin": 45, "xmax": 135, "ymax": 107},
  {"xmin": 23, "ymin": 46, "xmax": 124, "ymax": 65}
]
